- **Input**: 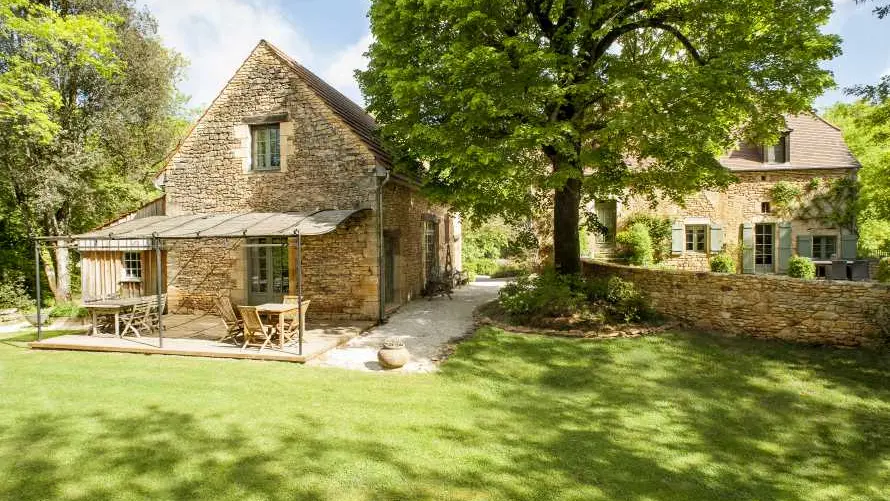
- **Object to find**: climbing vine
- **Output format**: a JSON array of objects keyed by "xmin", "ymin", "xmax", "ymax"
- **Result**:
[{"xmin": 769, "ymin": 181, "xmax": 803, "ymax": 216}]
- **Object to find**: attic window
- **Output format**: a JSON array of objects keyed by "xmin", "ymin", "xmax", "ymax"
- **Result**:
[
  {"xmin": 763, "ymin": 134, "xmax": 789, "ymax": 164},
  {"xmin": 251, "ymin": 124, "xmax": 280, "ymax": 171}
]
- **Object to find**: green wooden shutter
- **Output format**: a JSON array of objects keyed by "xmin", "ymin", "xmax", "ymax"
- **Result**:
[
  {"xmin": 841, "ymin": 231, "xmax": 858, "ymax": 259},
  {"xmin": 709, "ymin": 224, "xmax": 723, "ymax": 253},
  {"xmin": 671, "ymin": 221, "xmax": 684, "ymax": 255},
  {"xmin": 797, "ymin": 234, "xmax": 813, "ymax": 259},
  {"xmin": 777, "ymin": 222, "xmax": 792, "ymax": 273},
  {"xmin": 741, "ymin": 223, "xmax": 755, "ymax": 274}
]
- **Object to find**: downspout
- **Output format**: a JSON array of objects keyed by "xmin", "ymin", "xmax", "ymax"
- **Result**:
[{"xmin": 375, "ymin": 165, "xmax": 391, "ymax": 324}]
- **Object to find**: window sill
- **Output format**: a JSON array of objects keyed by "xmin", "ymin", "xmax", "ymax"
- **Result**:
[
  {"xmin": 246, "ymin": 169, "xmax": 283, "ymax": 175},
  {"xmin": 119, "ymin": 277, "xmax": 142, "ymax": 283}
]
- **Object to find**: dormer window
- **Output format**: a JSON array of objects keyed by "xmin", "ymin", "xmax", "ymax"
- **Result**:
[{"xmin": 763, "ymin": 133, "xmax": 789, "ymax": 164}]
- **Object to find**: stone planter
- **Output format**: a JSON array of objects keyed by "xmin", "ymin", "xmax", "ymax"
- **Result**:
[{"xmin": 377, "ymin": 337, "xmax": 410, "ymax": 369}]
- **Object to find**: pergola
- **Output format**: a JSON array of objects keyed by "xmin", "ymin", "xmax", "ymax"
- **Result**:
[{"xmin": 33, "ymin": 208, "xmax": 369, "ymax": 353}]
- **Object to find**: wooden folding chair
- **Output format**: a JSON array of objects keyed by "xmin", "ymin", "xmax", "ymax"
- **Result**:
[
  {"xmin": 213, "ymin": 295, "xmax": 243, "ymax": 344},
  {"xmin": 119, "ymin": 302, "xmax": 149, "ymax": 338},
  {"xmin": 281, "ymin": 296, "xmax": 311, "ymax": 346},
  {"xmin": 238, "ymin": 306, "xmax": 275, "ymax": 352}
]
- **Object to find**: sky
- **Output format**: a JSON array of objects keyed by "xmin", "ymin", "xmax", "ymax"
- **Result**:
[{"xmin": 140, "ymin": 0, "xmax": 890, "ymax": 112}]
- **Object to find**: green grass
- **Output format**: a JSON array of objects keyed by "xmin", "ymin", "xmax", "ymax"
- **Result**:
[{"xmin": 1, "ymin": 328, "xmax": 889, "ymax": 500}]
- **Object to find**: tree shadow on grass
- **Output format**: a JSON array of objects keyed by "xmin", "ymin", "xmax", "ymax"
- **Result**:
[{"xmin": 440, "ymin": 329, "xmax": 890, "ymax": 500}]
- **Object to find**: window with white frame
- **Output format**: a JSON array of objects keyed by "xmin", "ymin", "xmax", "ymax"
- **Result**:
[
  {"xmin": 251, "ymin": 124, "xmax": 281, "ymax": 171},
  {"xmin": 685, "ymin": 225, "xmax": 707, "ymax": 252},
  {"xmin": 764, "ymin": 134, "xmax": 789, "ymax": 164},
  {"xmin": 122, "ymin": 252, "xmax": 142, "ymax": 280}
]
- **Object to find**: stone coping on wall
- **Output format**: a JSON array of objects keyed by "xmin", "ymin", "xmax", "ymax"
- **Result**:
[{"xmin": 581, "ymin": 259, "xmax": 890, "ymax": 347}]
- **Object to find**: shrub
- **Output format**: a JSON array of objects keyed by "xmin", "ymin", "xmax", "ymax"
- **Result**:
[
  {"xmin": 464, "ymin": 258, "xmax": 498, "ymax": 276},
  {"xmin": 876, "ymin": 257, "xmax": 890, "ymax": 283},
  {"xmin": 489, "ymin": 264, "xmax": 526, "ymax": 278},
  {"xmin": 623, "ymin": 213, "xmax": 672, "ymax": 262},
  {"xmin": 498, "ymin": 271, "xmax": 585, "ymax": 317},
  {"xmin": 788, "ymin": 256, "xmax": 816, "ymax": 280},
  {"xmin": 49, "ymin": 301, "xmax": 88, "ymax": 318},
  {"xmin": 710, "ymin": 252, "xmax": 736, "ymax": 273},
  {"xmin": 616, "ymin": 223, "xmax": 653, "ymax": 266},
  {"xmin": 0, "ymin": 273, "xmax": 34, "ymax": 311}
]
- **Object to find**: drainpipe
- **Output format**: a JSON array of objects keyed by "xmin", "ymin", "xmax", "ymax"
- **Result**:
[{"xmin": 374, "ymin": 165, "xmax": 391, "ymax": 324}]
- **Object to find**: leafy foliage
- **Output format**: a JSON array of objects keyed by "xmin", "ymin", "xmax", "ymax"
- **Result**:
[
  {"xmin": 0, "ymin": 272, "xmax": 34, "ymax": 311},
  {"xmin": 710, "ymin": 252, "xmax": 736, "ymax": 273},
  {"xmin": 623, "ymin": 213, "xmax": 672, "ymax": 262},
  {"xmin": 768, "ymin": 182, "xmax": 803, "ymax": 215},
  {"xmin": 616, "ymin": 223, "xmax": 654, "ymax": 266},
  {"xmin": 359, "ymin": 0, "xmax": 840, "ymax": 274},
  {"xmin": 498, "ymin": 270, "xmax": 652, "ymax": 324},
  {"xmin": 0, "ymin": 0, "xmax": 188, "ymax": 300},
  {"xmin": 876, "ymin": 258, "xmax": 890, "ymax": 283},
  {"xmin": 787, "ymin": 256, "xmax": 816, "ymax": 280},
  {"xmin": 824, "ymin": 102, "xmax": 890, "ymax": 252}
]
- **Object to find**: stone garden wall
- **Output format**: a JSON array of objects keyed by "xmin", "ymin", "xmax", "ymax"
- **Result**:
[{"xmin": 582, "ymin": 260, "xmax": 890, "ymax": 346}]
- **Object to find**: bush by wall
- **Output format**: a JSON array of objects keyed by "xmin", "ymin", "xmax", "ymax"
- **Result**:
[
  {"xmin": 709, "ymin": 252, "xmax": 736, "ymax": 273},
  {"xmin": 616, "ymin": 223, "xmax": 654, "ymax": 266},
  {"xmin": 623, "ymin": 213, "xmax": 672, "ymax": 262},
  {"xmin": 788, "ymin": 256, "xmax": 816, "ymax": 280},
  {"xmin": 877, "ymin": 257, "xmax": 890, "ymax": 283}
]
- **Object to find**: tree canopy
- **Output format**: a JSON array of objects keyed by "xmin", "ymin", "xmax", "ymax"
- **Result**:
[
  {"xmin": 0, "ymin": 0, "xmax": 188, "ymax": 300},
  {"xmin": 359, "ymin": 0, "xmax": 841, "ymax": 274}
]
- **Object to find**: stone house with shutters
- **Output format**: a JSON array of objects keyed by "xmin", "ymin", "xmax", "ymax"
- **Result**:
[
  {"xmin": 589, "ymin": 113, "xmax": 860, "ymax": 276},
  {"xmin": 77, "ymin": 40, "xmax": 461, "ymax": 321}
]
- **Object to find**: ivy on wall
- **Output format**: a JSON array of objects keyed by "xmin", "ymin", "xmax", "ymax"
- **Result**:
[{"xmin": 769, "ymin": 177, "xmax": 859, "ymax": 232}]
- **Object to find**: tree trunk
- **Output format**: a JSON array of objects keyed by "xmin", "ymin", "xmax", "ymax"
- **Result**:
[
  {"xmin": 53, "ymin": 244, "xmax": 71, "ymax": 302},
  {"xmin": 553, "ymin": 177, "xmax": 582, "ymax": 275}
]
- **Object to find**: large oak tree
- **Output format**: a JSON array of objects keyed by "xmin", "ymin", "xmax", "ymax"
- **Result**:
[{"xmin": 359, "ymin": 0, "xmax": 840, "ymax": 274}]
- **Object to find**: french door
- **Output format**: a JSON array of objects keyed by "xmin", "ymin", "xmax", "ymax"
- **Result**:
[
  {"xmin": 754, "ymin": 224, "xmax": 775, "ymax": 274},
  {"xmin": 247, "ymin": 238, "xmax": 289, "ymax": 305}
]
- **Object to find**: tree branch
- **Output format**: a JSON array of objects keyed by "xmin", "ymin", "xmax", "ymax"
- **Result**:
[{"xmin": 651, "ymin": 22, "xmax": 706, "ymax": 66}]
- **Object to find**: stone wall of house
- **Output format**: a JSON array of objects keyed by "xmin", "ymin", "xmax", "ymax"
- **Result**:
[
  {"xmin": 596, "ymin": 168, "xmax": 856, "ymax": 271},
  {"xmin": 382, "ymin": 181, "xmax": 453, "ymax": 306},
  {"xmin": 583, "ymin": 260, "xmax": 890, "ymax": 346},
  {"xmin": 163, "ymin": 43, "xmax": 378, "ymax": 215}
]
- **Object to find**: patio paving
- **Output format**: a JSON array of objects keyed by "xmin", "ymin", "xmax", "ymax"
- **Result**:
[
  {"xmin": 308, "ymin": 277, "xmax": 506, "ymax": 373},
  {"xmin": 29, "ymin": 314, "xmax": 372, "ymax": 363}
]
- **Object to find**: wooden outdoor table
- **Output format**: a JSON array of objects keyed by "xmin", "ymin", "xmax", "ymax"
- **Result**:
[
  {"xmin": 83, "ymin": 297, "xmax": 151, "ymax": 337},
  {"xmin": 255, "ymin": 303, "xmax": 300, "ymax": 349}
]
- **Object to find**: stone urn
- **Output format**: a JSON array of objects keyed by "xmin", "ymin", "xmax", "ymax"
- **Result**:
[{"xmin": 377, "ymin": 337, "xmax": 410, "ymax": 369}]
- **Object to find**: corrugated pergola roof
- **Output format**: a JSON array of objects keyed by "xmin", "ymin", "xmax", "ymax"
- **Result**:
[{"xmin": 71, "ymin": 209, "xmax": 368, "ymax": 241}]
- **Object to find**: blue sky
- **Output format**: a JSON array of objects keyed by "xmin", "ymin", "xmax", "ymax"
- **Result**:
[{"xmin": 141, "ymin": 0, "xmax": 890, "ymax": 111}]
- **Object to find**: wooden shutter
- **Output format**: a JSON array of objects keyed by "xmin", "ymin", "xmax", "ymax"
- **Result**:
[
  {"xmin": 709, "ymin": 224, "xmax": 723, "ymax": 253},
  {"xmin": 671, "ymin": 221, "xmax": 684, "ymax": 255},
  {"xmin": 797, "ymin": 234, "xmax": 813, "ymax": 259},
  {"xmin": 777, "ymin": 222, "xmax": 792, "ymax": 273},
  {"xmin": 741, "ymin": 223, "xmax": 755, "ymax": 274},
  {"xmin": 783, "ymin": 134, "xmax": 791, "ymax": 163},
  {"xmin": 840, "ymin": 230, "xmax": 858, "ymax": 260}
]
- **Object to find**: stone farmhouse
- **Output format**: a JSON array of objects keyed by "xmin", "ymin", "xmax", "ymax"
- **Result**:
[
  {"xmin": 589, "ymin": 113, "xmax": 860, "ymax": 276},
  {"xmin": 76, "ymin": 40, "xmax": 461, "ymax": 322}
]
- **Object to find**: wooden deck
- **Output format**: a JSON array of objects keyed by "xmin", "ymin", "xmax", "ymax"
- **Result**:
[{"xmin": 29, "ymin": 314, "xmax": 372, "ymax": 363}]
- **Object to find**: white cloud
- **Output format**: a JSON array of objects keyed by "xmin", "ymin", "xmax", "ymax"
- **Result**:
[
  {"xmin": 320, "ymin": 33, "xmax": 373, "ymax": 106},
  {"xmin": 140, "ymin": 0, "xmax": 315, "ymax": 108}
]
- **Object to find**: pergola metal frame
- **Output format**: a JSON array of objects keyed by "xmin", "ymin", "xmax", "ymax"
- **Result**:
[{"xmin": 32, "ymin": 208, "xmax": 370, "ymax": 355}]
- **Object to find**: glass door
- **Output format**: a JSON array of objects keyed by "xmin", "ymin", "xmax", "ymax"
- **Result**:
[
  {"xmin": 754, "ymin": 224, "xmax": 775, "ymax": 274},
  {"xmin": 247, "ymin": 238, "xmax": 289, "ymax": 305}
]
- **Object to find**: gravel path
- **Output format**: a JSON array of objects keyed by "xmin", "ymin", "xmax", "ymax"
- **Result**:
[{"xmin": 307, "ymin": 278, "xmax": 505, "ymax": 373}]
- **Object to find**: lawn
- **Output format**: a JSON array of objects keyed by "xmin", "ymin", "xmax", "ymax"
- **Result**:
[{"xmin": 1, "ymin": 327, "xmax": 889, "ymax": 500}]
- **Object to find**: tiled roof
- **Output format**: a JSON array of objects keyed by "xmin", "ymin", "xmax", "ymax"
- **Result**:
[
  {"xmin": 262, "ymin": 40, "xmax": 392, "ymax": 167},
  {"xmin": 721, "ymin": 113, "xmax": 859, "ymax": 171}
]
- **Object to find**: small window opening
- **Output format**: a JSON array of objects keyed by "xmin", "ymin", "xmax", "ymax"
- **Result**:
[{"xmin": 761, "ymin": 201, "xmax": 771, "ymax": 214}]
